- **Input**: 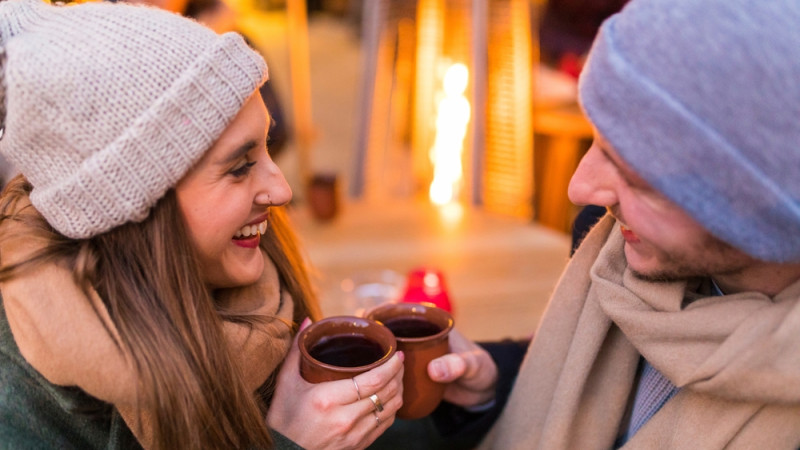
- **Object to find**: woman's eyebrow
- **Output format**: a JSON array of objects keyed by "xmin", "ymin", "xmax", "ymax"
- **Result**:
[{"xmin": 220, "ymin": 140, "xmax": 258, "ymax": 165}]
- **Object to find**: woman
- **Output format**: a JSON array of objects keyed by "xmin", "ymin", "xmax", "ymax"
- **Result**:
[{"xmin": 0, "ymin": 0, "xmax": 403, "ymax": 448}]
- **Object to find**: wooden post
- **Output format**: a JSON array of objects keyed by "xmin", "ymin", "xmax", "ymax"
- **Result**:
[
  {"xmin": 470, "ymin": 0, "xmax": 488, "ymax": 205},
  {"xmin": 286, "ymin": 0, "xmax": 314, "ymax": 195}
]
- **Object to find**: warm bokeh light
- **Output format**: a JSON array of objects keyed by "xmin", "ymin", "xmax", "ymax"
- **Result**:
[
  {"xmin": 429, "ymin": 62, "xmax": 470, "ymax": 206},
  {"xmin": 438, "ymin": 201, "xmax": 464, "ymax": 228}
]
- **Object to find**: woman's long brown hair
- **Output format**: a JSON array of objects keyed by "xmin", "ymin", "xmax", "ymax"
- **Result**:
[{"xmin": 0, "ymin": 175, "xmax": 321, "ymax": 449}]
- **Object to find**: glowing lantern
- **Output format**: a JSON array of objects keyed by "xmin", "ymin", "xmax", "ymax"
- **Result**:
[{"xmin": 429, "ymin": 62, "xmax": 470, "ymax": 206}]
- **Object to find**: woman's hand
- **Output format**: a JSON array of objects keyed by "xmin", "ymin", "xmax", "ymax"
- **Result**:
[
  {"xmin": 426, "ymin": 328, "xmax": 498, "ymax": 408},
  {"xmin": 268, "ymin": 319, "xmax": 405, "ymax": 450}
]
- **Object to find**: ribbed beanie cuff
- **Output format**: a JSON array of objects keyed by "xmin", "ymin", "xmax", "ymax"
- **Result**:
[
  {"xmin": 579, "ymin": 0, "xmax": 800, "ymax": 262},
  {"xmin": 30, "ymin": 33, "xmax": 267, "ymax": 239}
]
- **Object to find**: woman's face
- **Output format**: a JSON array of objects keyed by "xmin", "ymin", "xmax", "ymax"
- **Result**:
[{"xmin": 175, "ymin": 92, "xmax": 291, "ymax": 289}]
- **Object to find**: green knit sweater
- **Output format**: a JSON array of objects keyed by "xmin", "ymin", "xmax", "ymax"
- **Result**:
[
  {"xmin": 0, "ymin": 296, "xmax": 302, "ymax": 449},
  {"xmin": 0, "ymin": 297, "xmax": 139, "ymax": 449}
]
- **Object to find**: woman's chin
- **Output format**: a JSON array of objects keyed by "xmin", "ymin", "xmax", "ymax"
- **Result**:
[{"xmin": 205, "ymin": 260, "xmax": 264, "ymax": 290}]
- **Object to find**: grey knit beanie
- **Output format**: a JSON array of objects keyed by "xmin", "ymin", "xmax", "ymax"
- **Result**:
[
  {"xmin": 579, "ymin": 0, "xmax": 800, "ymax": 262},
  {"xmin": 0, "ymin": 0, "xmax": 268, "ymax": 239}
]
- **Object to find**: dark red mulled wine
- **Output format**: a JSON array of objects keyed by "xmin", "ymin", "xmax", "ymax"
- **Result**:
[
  {"xmin": 308, "ymin": 334, "xmax": 385, "ymax": 367},
  {"xmin": 383, "ymin": 317, "xmax": 443, "ymax": 338}
]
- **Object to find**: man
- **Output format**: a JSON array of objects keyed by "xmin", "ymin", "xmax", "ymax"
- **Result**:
[
  {"xmin": 483, "ymin": 0, "xmax": 800, "ymax": 446},
  {"xmin": 420, "ymin": 0, "xmax": 800, "ymax": 448}
]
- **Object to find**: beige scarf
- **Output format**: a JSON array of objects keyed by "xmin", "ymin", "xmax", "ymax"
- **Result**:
[
  {"xmin": 0, "ymin": 196, "xmax": 294, "ymax": 443},
  {"xmin": 481, "ymin": 215, "xmax": 800, "ymax": 449}
]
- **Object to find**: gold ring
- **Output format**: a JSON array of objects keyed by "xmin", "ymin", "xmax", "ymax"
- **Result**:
[
  {"xmin": 368, "ymin": 394, "xmax": 384, "ymax": 413},
  {"xmin": 352, "ymin": 378, "xmax": 361, "ymax": 401},
  {"xmin": 372, "ymin": 410, "xmax": 381, "ymax": 428}
]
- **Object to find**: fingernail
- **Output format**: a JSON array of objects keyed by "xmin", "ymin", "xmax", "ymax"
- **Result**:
[
  {"xmin": 430, "ymin": 359, "xmax": 448, "ymax": 379},
  {"xmin": 396, "ymin": 351, "xmax": 405, "ymax": 362}
]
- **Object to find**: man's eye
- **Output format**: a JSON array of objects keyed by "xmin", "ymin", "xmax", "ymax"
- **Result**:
[{"xmin": 230, "ymin": 161, "xmax": 256, "ymax": 177}]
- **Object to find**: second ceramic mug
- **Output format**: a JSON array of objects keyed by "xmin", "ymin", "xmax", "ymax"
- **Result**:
[
  {"xmin": 367, "ymin": 302, "xmax": 454, "ymax": 419},
  {"xmin": 298, "ymin": 316, "xmax": 397, "ymax": 383}
]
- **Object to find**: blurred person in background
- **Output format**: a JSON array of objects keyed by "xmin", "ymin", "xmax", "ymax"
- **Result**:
[
  {"xmin": 128, "ymin": 0, "xmax": 290, "ymax": 159},
  {"xmin": 539, "ymin": 0, "xmax": 629, "ymax": 78}
]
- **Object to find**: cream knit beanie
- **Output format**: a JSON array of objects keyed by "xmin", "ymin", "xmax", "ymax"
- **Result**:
[{"xmin": 0, "ymin": 0, "xmax": 268, "ymax": 239}]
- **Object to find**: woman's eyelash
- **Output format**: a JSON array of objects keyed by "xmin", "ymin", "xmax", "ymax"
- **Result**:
[{"xmin": 230, "ymin": 160, "xmax": 256, "ymax": 177}]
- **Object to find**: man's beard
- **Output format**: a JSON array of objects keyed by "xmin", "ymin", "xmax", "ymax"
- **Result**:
[
  {"xmin": 606, "ymin": 207, "xmax": 753, "ymax": 283},
  {"xmin": 628, "ymin": 266, "xmax": 722, "ymax": 283},
  {"xmin": 629, "ymin": 268, "xmax": 686, "ymax": 283},
  {"xmin": 627, "ymin": 235, "xmax": 752, "ymax": 283}
]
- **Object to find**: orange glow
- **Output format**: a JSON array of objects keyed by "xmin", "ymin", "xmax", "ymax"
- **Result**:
[{"xmin": 429, "ymin": 62, "xmax": 470, "ymax": 206}]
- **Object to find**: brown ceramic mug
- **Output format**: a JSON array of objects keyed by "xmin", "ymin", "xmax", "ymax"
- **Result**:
[
  {"xmin": 307, "ymin": 173, "xmax": 339, "ymax": 222},
  {"xmin": 298, "ymin": 316, "xmax": 397, "ymax": 383},
  {"xmin": 367, "ymin": 302, "xmax": 454, "ymax": 419}
]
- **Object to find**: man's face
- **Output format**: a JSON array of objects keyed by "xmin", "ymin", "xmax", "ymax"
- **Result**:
[{"xmin": 567, "ymin": 132, "xmax": 756, "ymax": 282}]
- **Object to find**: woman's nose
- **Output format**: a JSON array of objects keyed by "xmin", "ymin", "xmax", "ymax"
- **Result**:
[
  {"xmin": 254, "ymin": 157, "xmax": 292, "ymax": 206},
  {"xmin": 567, "ymin": 143, "xmax": 618, "ymax": 207}
]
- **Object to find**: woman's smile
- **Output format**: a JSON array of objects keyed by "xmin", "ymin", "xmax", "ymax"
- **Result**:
[{"xmin": 233, "ymin": 213, "xmax": 270, "ymax": 248}]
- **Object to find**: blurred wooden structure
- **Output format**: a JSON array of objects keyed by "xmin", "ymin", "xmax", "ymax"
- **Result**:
[
  {"xmin": 286, "ymin": 0, "xmax": 314, "ymax": 188},
  {"xmin": 353, "ymin": 0, "xmax": 534, "ymax": 219},
  {"xmin": 533, "ymin": 102, "xmax": 592, "ymax": 232},
  {"xmin": 251, "ymin": 0, "xmax": 592, "ymax": 233}
]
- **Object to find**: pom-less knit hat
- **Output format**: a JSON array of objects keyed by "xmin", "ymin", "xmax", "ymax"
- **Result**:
[
  {"xmin": 0, "ymin": 0, "xmax": 268, "ymax": 239},
  {"xmin": 579, "ymin": 0, "xmax": 800, "ymax": 262}
]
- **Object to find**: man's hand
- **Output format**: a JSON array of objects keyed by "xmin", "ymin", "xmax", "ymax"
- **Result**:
[{"xmin": 427, "ymin": 328, "xmax": 498, "ymax": 408}]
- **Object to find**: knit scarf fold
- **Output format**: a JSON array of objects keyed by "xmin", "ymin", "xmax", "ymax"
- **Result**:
[
  {"xmin": 480, "ymin": 215, "xmax": 800, "ymax": 449},
  {"xmin": 0, "ymin": 194, "xmax": 294, "ymax": 410}
]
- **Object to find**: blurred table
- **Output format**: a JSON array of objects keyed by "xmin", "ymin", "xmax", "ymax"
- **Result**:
[
  {"xmin": 289, "ymin": 198, "xmax": 571, "ymax": 342},
  {"xmin": 534, "ymin": 102, "xmax": 593, "ymax": 233}
]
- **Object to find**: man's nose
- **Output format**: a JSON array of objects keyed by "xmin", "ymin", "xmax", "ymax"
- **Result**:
[{"xmin": 567, "ymin": 144, "xmax": 618, "ymax": 207}]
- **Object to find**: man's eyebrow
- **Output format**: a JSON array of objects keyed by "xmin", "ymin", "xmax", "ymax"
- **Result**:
[
  {"xmin": 597, "ymin": 142, "xmax": 622, "ymax": 170},
  {"xmin": 597, "ymin": 140, "xmax": 649, "ymax": 188}
]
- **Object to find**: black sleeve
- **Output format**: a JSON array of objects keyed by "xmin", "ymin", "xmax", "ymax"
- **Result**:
[
  {"xmin": 428, "ymin": 339, "xmax": 530, "ymax": 445},
  {"xmin": 571, "ymin": 205, "xmax": 607, "ymax": 256},
  {"xmin": 271, "ymin": 429, "xmax": 305, "ymax": 450},
  {"xmin": 368, "ymin": 339, "xmax": 530, "ymax": 450}
]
